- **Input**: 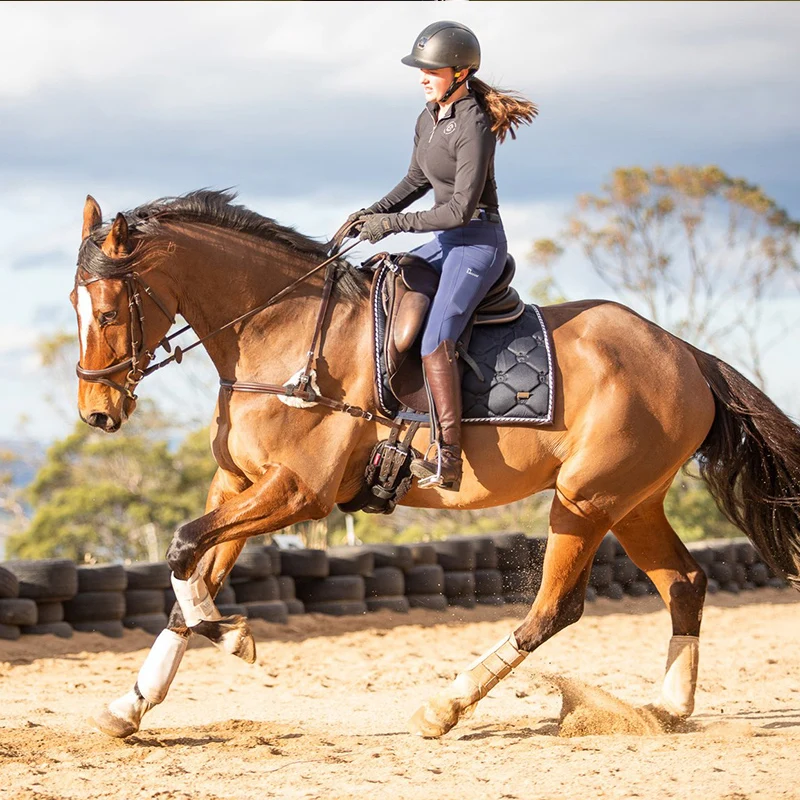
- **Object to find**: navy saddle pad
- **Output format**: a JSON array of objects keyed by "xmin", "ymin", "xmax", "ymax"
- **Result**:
[{"xmin": 374, "ymin": 294, "xmax": 555, "ymax": 425}]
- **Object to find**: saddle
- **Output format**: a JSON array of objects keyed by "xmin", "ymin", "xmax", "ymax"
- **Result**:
[
  {"xmin": 369, "ymin": 252, "xmax": 525, "ymax": 415},
  {"xmin": 343, "ymin": 252, "xmax": 553, "ymax": 515}
]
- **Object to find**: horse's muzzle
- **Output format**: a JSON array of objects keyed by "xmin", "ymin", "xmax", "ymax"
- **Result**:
[{"xmin": 85, "ymin": 412, "xmax": 121, "ymax": 432}]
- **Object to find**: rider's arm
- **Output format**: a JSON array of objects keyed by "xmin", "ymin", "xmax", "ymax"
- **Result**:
[
  {"xmin": 391, "ymin": 115, "xmax": 495, "ymax": 233},
  {"xmin": 367, "ymin": 116, "xmax": 432, "ymax": 214}
]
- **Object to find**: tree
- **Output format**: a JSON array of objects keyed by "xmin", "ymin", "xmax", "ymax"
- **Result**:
[
  {"xmin": 663, "ymin": 468, "xmax": 740, "ymax": 541},
  {"xmin": 0, "ymin": 450, "xmax": 29, "ymax": 559},
  {"xmin": 531, "ymin": 165, "xmax": 799, "ymax": 386},
  {"xmin": 6, "ymin": 405, "xmax": 217, "ymax": 563}
]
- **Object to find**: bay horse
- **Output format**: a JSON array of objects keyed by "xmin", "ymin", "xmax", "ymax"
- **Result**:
[{"xmin": 71, "ymin": 191, "xmax": 800, "ymax": 740}]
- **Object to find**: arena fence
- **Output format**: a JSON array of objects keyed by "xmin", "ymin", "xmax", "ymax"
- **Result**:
[{"xmin": 0, "ymin": 535, "xmax": 788, "ymax": 641}]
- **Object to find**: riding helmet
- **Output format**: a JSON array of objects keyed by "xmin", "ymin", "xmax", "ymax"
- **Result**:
[{"xmin": 400, "ymin": 21, "xmax": 481, "ymax": 72}]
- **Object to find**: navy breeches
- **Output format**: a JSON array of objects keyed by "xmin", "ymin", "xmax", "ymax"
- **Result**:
[{"xmin": 409, "ymin": 217, "xmax": 508, "ymax": 357}]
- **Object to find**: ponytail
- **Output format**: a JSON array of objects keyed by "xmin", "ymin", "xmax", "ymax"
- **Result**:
[{"xmin": 470, "ymin": 77, "xmax": 538, "ymax": 144}]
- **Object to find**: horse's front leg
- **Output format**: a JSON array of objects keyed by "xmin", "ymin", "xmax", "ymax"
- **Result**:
[
  {"xmin": 91, "ymin": 464, "xmax": 323, "ymax": 739},
  {"xmin": 89, "ymin": 539, "xmax": 246, "ymax": 739},
  {"xmin": 90, "ymin": 468, "xmax": 251, "ymax": 738},
  {"xmin": 165, "ymin": 462, "xmax": 326, "ymax": 657}
]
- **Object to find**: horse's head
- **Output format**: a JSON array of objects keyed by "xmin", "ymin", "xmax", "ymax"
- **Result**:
[{"xmin": 71, "ymin": 196, "xmax": 178, "ymax": 432}]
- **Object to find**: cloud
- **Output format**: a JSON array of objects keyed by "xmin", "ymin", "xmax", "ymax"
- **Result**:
[
  {"xmin": 0, "ymin": 1, "xmax": 798, "ymax": 442},
  {"xmin": 0, "ymin": 2, "xmax": 798, "ymax": 210}
]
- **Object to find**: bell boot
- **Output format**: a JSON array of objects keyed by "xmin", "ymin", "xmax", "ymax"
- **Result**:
[{"xmin": 410, "ymin": 339, "xmax": 463, "ymax": 491}]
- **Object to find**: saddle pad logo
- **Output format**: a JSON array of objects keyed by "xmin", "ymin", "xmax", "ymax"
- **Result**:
[{"xmin": 444, "ymin": 121, "xmax": 457, "ymax": 135}]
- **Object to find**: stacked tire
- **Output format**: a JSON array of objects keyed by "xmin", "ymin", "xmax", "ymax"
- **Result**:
[
  {"xmin": 121, "ymin": 562, "xmax": 169, "ymax": 635},
  {"xmin": 4, "ymin": 559, "xmax": 77, "ymax": 639},
  {"xmin": 432, "ymin": 539, "xmax": 477, "ymax": 609},
  {"xmin": 328, "ymin": 546, "xmax": 408, "ymax": 614},
  {"xmin": 64, "ymin": 562, "xmax": 125, "ymax": 637},
  {"xmin": 404, "ymin": 544, "xmax": 447, "ymax": 611},
  {"xmin": 470, "ymin": 537, "xmax": 505, "ymax": 607},
  {"xmin": 689, "ymin": 539, "xmax": 786, "ymax": 594},
  {"xmin": 283, "ymin": 548, "xmax": 365, "ymax": 617},
  {"xmin": 491, "ymin": 532, "xmax": 539, "ymax": 605},
  {"xmin": 231, "ymin": 545, "xmax": 287, "ymax": 624},
  {"xmin": 0, "ymin": 564, "xmax": 37, "ymax": 640},
  {"xmin": 586, "ymin": 535, "xmax": 621, "ymax": 601}
]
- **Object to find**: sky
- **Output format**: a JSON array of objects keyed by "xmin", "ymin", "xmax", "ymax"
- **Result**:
[{"xmin": 0, "ymin": 0, "xmax": 798, "ymax": 443}]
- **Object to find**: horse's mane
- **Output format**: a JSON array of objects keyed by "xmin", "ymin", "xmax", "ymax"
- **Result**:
[{"xmin": 77, "ymin": 189, "xmax": 369, "ymax": 302}]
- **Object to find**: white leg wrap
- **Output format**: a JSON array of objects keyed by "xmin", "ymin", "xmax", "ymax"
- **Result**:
[
  {"xmin": 408, "ymin": 632, "xmax": 528, "ymax": 738},
  {"xmin": 455, "ymin": 632, "xmax": 529, "ymax": 701},
  {"xmin": 660, "ymin": 635, "xmax": 699, "ymax": 717},
  {"xmin": 136, "ymin": 629, "xmax": 189, "ymax": 705},
  {"xmin": 171, "ymin": 569, "xmax": 221, "ymax": 627}
]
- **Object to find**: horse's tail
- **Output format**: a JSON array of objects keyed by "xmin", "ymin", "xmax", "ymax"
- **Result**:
[{"xmin": 691, "ymin": 347, "xmax": 800, "ymax": 590}]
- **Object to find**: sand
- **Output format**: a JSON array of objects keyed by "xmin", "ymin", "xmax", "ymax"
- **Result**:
[{"xmin": 0, "ymin": 588, "xmax": 798, "ymax": 800}]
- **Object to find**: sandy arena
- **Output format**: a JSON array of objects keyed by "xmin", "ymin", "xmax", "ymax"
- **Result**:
[{"xmin": 1, "ymin": 589, "xmax": 798, "ymax": 800}]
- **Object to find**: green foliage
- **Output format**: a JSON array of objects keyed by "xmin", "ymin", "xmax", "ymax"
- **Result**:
[
  {"xmin": 664, "ymin": 464, "xmax": 740, "ymax": 541},
  {"xmin": 7, "ymin": 405, "xmax": 217, "ymax": 563}
]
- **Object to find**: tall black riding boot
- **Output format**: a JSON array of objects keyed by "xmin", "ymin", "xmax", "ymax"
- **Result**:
[{"xmin": 410, "ymin": 339, "xmax": 463, "ymax": 491}]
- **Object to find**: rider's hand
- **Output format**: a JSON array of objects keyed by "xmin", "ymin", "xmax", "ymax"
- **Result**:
[
  {"xmin": 359, "ymin": 214, "xmax": 400, "ymax": 244},
  {"xmin": 343, "ymin": 208, "xmax": 372, "ymax": 239}
]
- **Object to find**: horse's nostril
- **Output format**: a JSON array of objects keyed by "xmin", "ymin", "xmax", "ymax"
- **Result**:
[{"xmin": 87, "ymin": 412, "xmax": 109, "ymax": 429}]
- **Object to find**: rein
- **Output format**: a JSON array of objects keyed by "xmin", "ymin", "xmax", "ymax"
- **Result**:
[{"xmin": 75, "ymin": 232, "xmax": 402, "ymax": 429}]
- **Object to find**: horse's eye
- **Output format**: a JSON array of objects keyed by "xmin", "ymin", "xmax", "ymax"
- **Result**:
[{"xmin": 99, "ymin": 310, "xmax": 118, "ymax": 325}]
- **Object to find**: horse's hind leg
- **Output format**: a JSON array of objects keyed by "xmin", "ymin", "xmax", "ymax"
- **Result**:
[
  {"xmin": 612, "ymin": 491, "xmax": 707, "ymax": 717},
  {"xmin": 408, "ymin": 486, "xmax": 608, "ymax": 738}
]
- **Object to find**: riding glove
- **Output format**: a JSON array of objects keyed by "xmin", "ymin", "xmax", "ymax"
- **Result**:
[
  {"xmin": 359, "ymin": 213, "xmax": 401, "ymax": 244},
  {"xmin": 343, "ymin": 208, "xmax": 372, "ymax": 239}
]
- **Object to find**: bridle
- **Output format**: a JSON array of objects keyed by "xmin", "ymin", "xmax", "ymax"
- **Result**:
[
  {"xmin": 75, "ymin": 268, "xmax": 177, "ymax": 402},
  {"xmin": 75, "ymin": 223, "xmax": 403, "ymax": 428}
]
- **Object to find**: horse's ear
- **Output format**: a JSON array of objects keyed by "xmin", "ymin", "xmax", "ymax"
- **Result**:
[
  {"xmin": 82, "ymin": 195, "xmax": 102, "ymax": 240},
  {"xmin": 101, "ymin": 213, "xmax": 130, "ymax": 258}
]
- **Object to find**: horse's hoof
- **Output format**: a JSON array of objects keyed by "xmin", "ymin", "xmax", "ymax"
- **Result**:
[
  {"xmin": 459, "ymin": 699, "xmax": 479, "ymax": 720},
  {"xmin": 194, "ymin": 615, "xmax": 256, "ymax": 663},
  {"xmin": 408, "ymin": 695, "xmax": 463, "ymax": 738},
  {"xmin": 88, "ymin": 708, "xmax": 140, "ymax": 739},
  {"xmin": 222, "ymin": 622, "xmax": 256, "ymax": 663}
]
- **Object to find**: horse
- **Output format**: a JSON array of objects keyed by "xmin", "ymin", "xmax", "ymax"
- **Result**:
[{"xmin": 71, "ymin": 190, "xmax": 800, "ymax": 740}]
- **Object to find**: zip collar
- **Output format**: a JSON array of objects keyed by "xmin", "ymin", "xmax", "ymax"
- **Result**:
[{"xmin": 426, "ymin": 92, "xmax": 476, "ymax": 122}]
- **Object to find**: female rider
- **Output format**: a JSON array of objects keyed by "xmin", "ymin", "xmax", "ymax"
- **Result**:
[{"xmin": 345, "ymin": 21, "xmax": 536, "ymax": 491}]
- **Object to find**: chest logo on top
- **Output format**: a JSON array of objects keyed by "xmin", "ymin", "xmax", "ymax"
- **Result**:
[{"xmin": 444, "ymin": 121, "xmax": 457, "ymax": 135}]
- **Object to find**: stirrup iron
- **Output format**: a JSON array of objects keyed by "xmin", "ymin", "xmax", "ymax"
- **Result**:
[{"xmin": 415, "ymin": 442, "xmax": 444, "ymax": 488}]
